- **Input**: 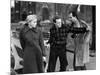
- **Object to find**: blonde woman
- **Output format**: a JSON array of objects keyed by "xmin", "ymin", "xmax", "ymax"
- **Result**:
[{"xmin": 19, "ymin": 15, "xmax": 46, "ymax": 73}]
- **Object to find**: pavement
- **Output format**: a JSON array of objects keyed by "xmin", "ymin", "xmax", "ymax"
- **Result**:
[{"xmin": 45, "ymin": 48, "xmax": 96, "ymax": 72}]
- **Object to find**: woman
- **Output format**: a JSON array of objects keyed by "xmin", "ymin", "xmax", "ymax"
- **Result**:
[
  {"xmin": 68, "ymin": 12, "xmax": 91, "ymax": 70},
  {"xmin": 19, "ymin": 15, "xmax": 46, "ymax": 74}
]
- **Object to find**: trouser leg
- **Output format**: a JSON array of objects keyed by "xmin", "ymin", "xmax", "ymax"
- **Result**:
[
  {"xmin": 73, "ymin": 52, "xmax": 81, "ymax": 71},
  {"xmin": 15, "ymin": 68, "xmax": 23, "ymax": 74},
  {"xmin": 81, "ymin": 65, "xmax": 86, "ymax": 70},
  {"xmin": 73, "ymin": 52, "xmax": 76, "ymax": 70},
  {"xmin": 47, "ymin": 48, "xmax": 58, "ymax": 72},
  {"xmin": 59, "ymin": 49, "xmax": 68, "ymax": 71}
]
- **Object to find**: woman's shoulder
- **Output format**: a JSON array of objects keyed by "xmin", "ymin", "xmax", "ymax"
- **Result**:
[{"xmin": 20, "ymin": 24, "xmax": 30, "ymax": 33}]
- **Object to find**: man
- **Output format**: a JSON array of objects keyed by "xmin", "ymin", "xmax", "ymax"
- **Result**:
[
  {"xmin": 47, "ymin": 15, "xmax": 87, "ymax": 72},
  {"xmin": 68, "ymin": 12, "xmax": 91, "ymax": 71}
]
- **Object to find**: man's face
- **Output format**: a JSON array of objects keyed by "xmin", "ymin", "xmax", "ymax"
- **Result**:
[
  {"xmin": 68, "ymin": 13, "xmax": 74, "ymax": 20},
  {"xmin": 68, "ymin": 13, "xmax": 77, "ymax": 22},
  {"xmin": 29, "ymin": 19, "xmax": 37, "ymax": 28},
  {"xmin": 55, "ymin": 19, "xmax": 62, "ymax": 28}
]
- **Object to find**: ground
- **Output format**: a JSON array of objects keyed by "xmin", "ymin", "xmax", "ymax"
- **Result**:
[{"xmin": 45, "ymin": 48, "xmax": 96, "ymax": 71}]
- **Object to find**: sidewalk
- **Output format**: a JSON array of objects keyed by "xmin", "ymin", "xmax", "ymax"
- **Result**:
[{"xmin": 54, "ymin": 51, "xmax": 96, "ymax": 71}]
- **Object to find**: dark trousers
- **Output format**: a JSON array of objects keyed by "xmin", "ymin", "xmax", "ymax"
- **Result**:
[
  {"xmin": 47, "ymin": 46, "xmax": 68, "ymax": 72},
  {"xmin": 15, "ymin": 68, "xmax": 23, "ymax": 74}
]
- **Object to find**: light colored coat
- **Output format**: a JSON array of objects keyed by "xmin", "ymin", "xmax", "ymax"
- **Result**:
[{"xmin": 74, "ymin": 31, "xmax": 91, "ymax": 66}]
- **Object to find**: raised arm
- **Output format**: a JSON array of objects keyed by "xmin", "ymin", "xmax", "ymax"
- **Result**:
[{"xmin": 69, "ymin": 27, "xmax": 87, "ymax": 33}]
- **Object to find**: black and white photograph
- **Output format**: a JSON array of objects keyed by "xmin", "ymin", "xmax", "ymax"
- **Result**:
[{"xmin": 10, "ymin": 0, "xmax": 96, "ymax": 74}]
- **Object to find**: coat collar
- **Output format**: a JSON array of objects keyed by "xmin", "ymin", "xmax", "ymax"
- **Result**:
[{"xmin": 24, "ymin": 24, "xmax": 38, "ymax": 33}]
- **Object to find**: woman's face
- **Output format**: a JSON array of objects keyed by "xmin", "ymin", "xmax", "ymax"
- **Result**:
[{"xmin": 29, "ymin": 19, "xmax": 37, "ymax": 28}]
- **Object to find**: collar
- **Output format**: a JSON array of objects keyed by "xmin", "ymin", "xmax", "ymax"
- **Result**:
[
  {"xmin": 23, "ymin": 25, "xmax": 38, "ymax": 33},
  {"xmin": 31, "ymin": 27, "xmax": 38, "ymax": 33}
]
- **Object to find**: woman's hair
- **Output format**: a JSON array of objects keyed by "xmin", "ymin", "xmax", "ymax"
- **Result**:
[{"xmin": 26, "ymin": 14, "xmax": 37, "ymax": 23}]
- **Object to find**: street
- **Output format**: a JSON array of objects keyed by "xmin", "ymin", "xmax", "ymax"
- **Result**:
[{"xmin": 45, "ymin": 48, "xmax": 96, "ymax": 71}]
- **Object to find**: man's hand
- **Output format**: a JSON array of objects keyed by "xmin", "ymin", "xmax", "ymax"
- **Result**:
[{"xmin": 43, "ymin": 56, "xmax": 46, "ymax": 62}]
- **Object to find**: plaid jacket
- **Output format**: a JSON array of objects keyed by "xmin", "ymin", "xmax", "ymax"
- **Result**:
[{"xmin": 48, "ymin": 24, "xmax": 87, "ymax": 47}]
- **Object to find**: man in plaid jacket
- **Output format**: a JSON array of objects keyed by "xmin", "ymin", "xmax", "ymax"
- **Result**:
[{"xmin": 47, "ymin": 15, "xmax": 87, "ymax": 72}]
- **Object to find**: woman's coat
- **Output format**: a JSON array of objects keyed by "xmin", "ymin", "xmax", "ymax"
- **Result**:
[{"xmin": 19, "ymin": 25, "xmax": 46, "ymax": 74}]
